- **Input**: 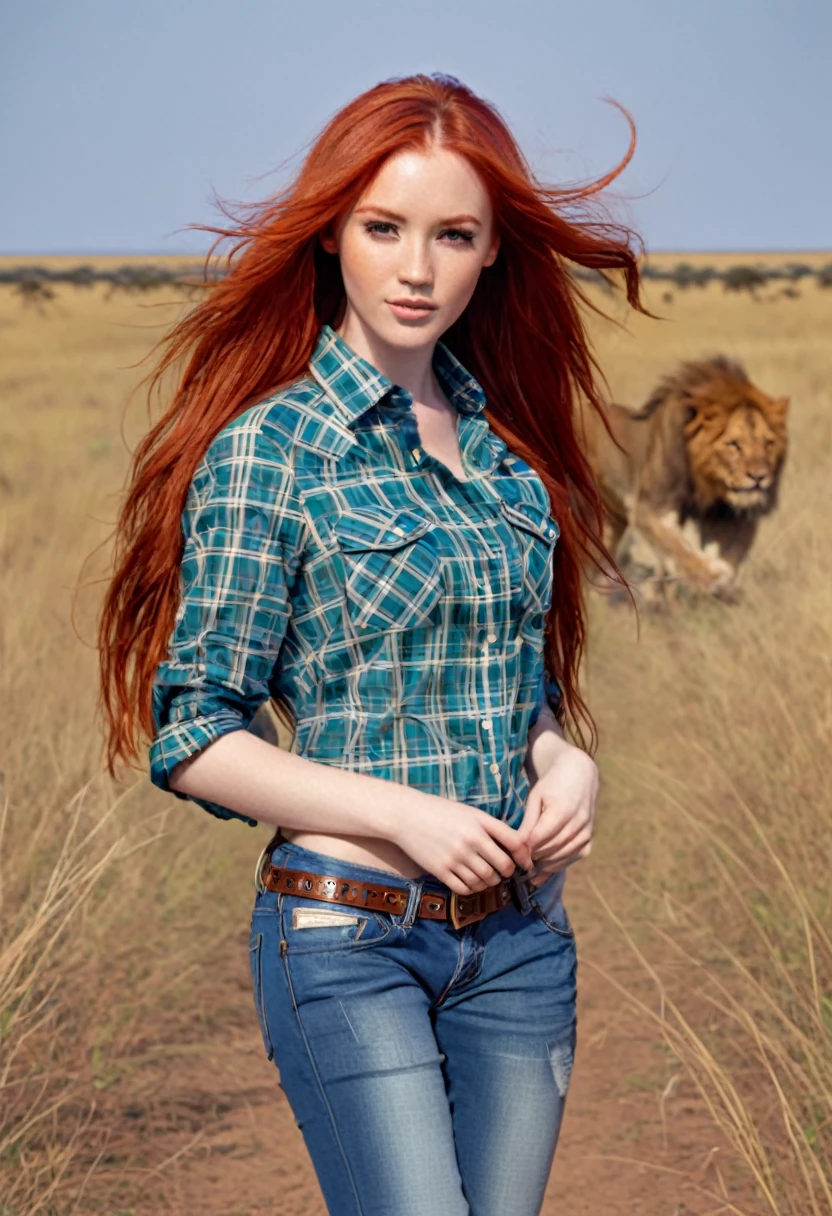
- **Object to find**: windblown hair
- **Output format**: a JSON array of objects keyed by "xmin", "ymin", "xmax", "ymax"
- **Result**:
[{"xmin": 97, "ymin": 72, "xmax": 647, "ymax": 775}]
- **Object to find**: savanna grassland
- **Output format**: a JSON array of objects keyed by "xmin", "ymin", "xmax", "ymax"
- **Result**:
[{"xmin": 1, "ymin": 253, "xmax": 830, "ymax": 1215}]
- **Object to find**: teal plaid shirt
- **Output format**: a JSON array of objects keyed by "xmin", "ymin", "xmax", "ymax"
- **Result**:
[{"xmin": 149, "ymin": 324, "xmax": 561, "ymax": 829}]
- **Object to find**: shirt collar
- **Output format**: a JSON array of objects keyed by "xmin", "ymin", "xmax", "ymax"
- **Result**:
[{"xmin": 308, "ymin": 323, "xmax": 487, "ymax": 428}]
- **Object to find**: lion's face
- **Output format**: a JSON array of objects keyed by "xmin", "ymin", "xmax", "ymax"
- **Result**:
[{"xmin": 684, "ymin": 384, "xmax": 789, "ymax": 513}]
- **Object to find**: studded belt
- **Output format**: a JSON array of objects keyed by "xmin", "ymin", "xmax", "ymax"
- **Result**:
[{"xmin": 255, "ymin": 842, "xmax": 523, "ymax": 930}]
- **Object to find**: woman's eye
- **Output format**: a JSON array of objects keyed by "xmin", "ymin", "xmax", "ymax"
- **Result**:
[{"xmin": 363, "ymin": 222, "xmax": 475, "ymax": 244}]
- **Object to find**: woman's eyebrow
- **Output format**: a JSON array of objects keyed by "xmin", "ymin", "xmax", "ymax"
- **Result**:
[{"xmin": 354, "ymin": 205, "xmax": 482, "ymax": 226}]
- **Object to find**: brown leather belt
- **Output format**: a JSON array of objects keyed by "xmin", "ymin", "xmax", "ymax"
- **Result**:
[{"xmin": 257, "ymin": 850, "xmax": 522, "ymax": 930}]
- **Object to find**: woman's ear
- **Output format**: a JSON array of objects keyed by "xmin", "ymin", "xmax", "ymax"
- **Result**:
[
  {"xmin": 482, "ymin": 232, "xmax": 500, "ymax": 268},
  {"xmin": 319, "ymin": 224, "xmax": 338, "ymax": 256}
]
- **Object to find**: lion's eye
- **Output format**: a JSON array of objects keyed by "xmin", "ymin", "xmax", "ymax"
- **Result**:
[{"xmin": 725, "ymin": 440, "xmax": 741, "ymax": 451}]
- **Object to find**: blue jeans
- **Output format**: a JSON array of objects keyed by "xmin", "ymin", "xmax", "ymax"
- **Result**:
[{"xmin": 249, "ymin": 836, "xmax": 578, "ymax": 1216}]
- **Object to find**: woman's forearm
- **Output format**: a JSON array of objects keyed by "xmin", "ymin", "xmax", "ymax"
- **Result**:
[
  {"xmin": 168, "ymin": 728, "xmax": 436, "ymax": 840},
  {"xmin": 168, "ymin": 707, "xmax": 571, "ymax": 837},
  {"xmin": 524, "ymin": 705, "xmax": 573, "ymax": 785}
]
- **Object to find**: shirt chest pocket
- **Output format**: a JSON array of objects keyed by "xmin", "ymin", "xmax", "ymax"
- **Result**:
[
  {"xmin": 498, "ymin": 498, "xmax": 560, "ymax": 616},
  {"xmin": 332, "ymin": 506, "xmax": 445, "ymax": 637}
]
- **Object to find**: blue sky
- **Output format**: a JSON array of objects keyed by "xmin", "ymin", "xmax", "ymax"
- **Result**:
[{"xmin": 1, "ymin": 0, "xmax": 829, "ymax": 254}]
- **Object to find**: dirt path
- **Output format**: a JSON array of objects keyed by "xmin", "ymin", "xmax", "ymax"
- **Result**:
[{"xmin": 94, "ymin": 879, "xmax": 762, "ymax": 1216}]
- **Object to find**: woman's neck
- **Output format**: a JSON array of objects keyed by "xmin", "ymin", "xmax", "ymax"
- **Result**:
[{"xmin": 336, "ymin": 311, "xmax": 445, "ymax": 409}]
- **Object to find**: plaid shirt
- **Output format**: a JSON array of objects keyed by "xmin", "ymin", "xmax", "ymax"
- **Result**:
[{"xmin": 149, "ymin": 324, "xmax": 561, "ymax": 829}]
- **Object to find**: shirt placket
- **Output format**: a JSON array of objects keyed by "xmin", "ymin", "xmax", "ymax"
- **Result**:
[
  {"xmin": 384, "ymin": 390, "xmax": 492, "ymax": 482},
  {"xmin": 477, "ymin": 521, "xmax": 504, "ymax": 800},
  {"xmin": 372, "ymin": 384, "xmax": 515, "ymax": 810},
  {"xmin": 384, "ymin": 387, "xmax": 424, "ymax": 474}
]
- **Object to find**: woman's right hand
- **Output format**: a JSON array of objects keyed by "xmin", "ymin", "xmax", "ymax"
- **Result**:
[{"xmin": 391, "ymin": 797, "xmax": 533, "ymax": 895}]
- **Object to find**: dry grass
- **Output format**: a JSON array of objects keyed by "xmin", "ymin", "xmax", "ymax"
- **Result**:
[
  {"xmin": 0, "ymin": 279, "xmax": 262, "ymax": 1213},
  {"xmin": 579, "ymin": 269, "xmax": 832, "ymax": 1213},
  {"xmin": 0, "ymin": 260, "xmax": 830, "ymax": 1212}
]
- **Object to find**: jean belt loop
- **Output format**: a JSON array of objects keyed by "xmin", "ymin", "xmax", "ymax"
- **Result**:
[
  {"xmin": 254, "ymin": 829, "xmax": 286, "ymax": 895},
  {"xmin": 511, "ymin": 873, "xmax": 534, "ymax": 916},
  {"xmin": 401, "ymin": 879, "xmax": 424, "ymax": 929}
]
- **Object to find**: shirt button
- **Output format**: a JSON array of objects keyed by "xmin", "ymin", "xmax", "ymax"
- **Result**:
[
  {"xmin": 481, "ymin": 718, "xmax": 492, "ymax": 730},
  {"xmin": 412, "ymin": 447, "xmax": 422, "ymax": 460},
  {"xmin": 486, "ymin": 632, "xmax": 497, "ymax": 644},
  {"xmin": 489, "ymin": 762, "xmax": 500, "ymax": 774}
]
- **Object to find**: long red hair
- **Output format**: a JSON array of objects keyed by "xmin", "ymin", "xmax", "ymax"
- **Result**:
[{"xmin": 97, "ymin": 72, "xmax": 646, "ymax": 778}]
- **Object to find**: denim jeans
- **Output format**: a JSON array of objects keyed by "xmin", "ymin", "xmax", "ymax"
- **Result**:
[{"xmin": 249, "ymin": 836, "xmax": 578, "ymax": 1216}]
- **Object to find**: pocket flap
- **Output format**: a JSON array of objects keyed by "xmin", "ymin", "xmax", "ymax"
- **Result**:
[
  {"xmin": 499, "ymin": 498, "xmax": 560, "ymax": 544},
  {"xmin": 333, "ymin": 506, "xmax": 433, "ymax": 552}
]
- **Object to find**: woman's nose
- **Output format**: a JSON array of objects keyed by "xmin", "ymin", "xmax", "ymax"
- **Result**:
[{"xmin": 397, "ymin": 238, "xmax": 433, "ymax": 288}]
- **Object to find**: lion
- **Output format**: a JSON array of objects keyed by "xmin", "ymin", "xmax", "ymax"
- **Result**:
[{"xmin": 577, "ymin": 356, "xmax": 789, "ymax": 597}]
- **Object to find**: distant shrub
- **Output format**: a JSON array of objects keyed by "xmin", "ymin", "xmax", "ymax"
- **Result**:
[
  {"xmin": 671, "ymin": 262, "xmax": 697, "ymax": 289},
  {"xmin": 64, "ymin": 265, "xmax": 96, "ymax": 289},
  {"xmin": 692, "ymin": 265, "xmax": 717, "ymax": 288},
  {"xmin": 722, "ymin": 265, "xmax": 767, "ymax": 295},
  {"xmin": 3, "ymin": 258, "xmax": 831, "ymax": 305},
  {"xmin": 783, "ymin": 262, "xmax": 814, "ymax": 282},
  {"xmin": 11, "ymin": 270, "xmax": 55, "ymax": 307}
]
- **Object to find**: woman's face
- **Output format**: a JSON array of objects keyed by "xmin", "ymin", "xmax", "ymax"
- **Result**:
[{"xmin": 321, "ymin": 144, "xmax": 500, "ymax": 351}]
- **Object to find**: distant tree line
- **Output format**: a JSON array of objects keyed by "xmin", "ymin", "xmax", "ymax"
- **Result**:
[{"xmin": 2, "ymin": 259, "xmax": 831, "ymax": 304}]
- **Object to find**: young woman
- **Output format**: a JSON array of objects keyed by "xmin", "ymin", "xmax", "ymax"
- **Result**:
[{"xmin": 99, "ymin": 73, "xmax": 644, "ymax": 1215}]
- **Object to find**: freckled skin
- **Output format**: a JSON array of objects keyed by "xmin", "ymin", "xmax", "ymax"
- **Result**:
[{"xmin": 320, "ymin": 145, "xmax": 500, "ymax": 364}]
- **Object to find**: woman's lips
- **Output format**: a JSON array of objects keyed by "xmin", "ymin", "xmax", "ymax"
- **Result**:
[{"xmin": 387, "ymin": 301, "xmax": 438, "ymax": 322}]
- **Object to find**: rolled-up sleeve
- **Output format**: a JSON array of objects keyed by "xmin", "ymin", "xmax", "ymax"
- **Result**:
[
  {"xmin": 529, "ymin": 665, "xmax": 563, "ymax": 730},
  {"xmin": 148, "ymin": 422, "xmax": 306, "ymax": 825}
]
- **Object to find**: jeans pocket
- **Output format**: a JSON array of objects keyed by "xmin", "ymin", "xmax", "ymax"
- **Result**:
[
  {"xmin": 249, "ymin": 931, "xmax": 274, "ymax": 1060},
  {"xmin": 527, "ymin": 872, "xmax": 575, "ymax": 939},
  {"xmin": 278, "ymin": 892, "xmax": 395, "ymax": 955}
]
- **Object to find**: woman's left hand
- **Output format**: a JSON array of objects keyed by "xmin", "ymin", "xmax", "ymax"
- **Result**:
[{"xmin": 517, "ymin": 744, "xmax": 599, "ymax": 887}]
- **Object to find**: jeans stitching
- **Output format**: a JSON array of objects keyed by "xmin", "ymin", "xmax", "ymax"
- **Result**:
[
  {"xmin": 338, "ymin": 997, "xmax": 361, "ymax": 1045},
  {"xmin": 434, "ymin": 930, "xmax": 469, "ymax": 1009},
  {"xmin": 531, "ymin": 907, "xmax": 575, "ymax": 938},
  {"xmin": 279, "ymin": 926, "xmax": 366, "ymax": 1216},
  {"xmin": 249, "ymin": 932, "xmax": 274, "ymax": 1060}
]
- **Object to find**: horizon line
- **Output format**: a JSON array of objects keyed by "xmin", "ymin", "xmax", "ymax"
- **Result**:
[{"xmin": 1, "ymin": 246, "xmax": 831, "ymax": 259}]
